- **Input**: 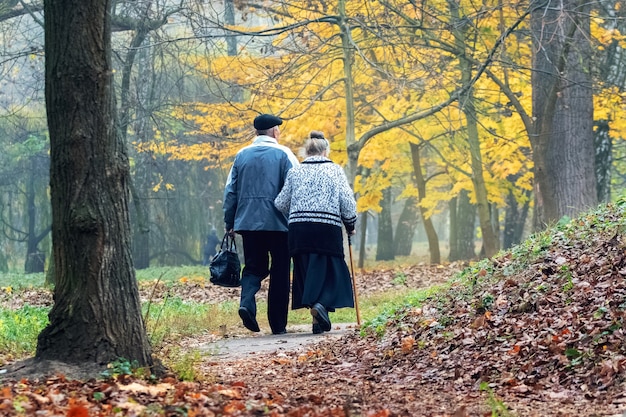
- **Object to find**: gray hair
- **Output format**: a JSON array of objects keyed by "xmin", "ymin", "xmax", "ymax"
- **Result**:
[
  {"xmin": 301, "ymin": 131, "xmax": 330, "ymax": 157},
  {"xmin": 256, "ymin": 126, "xmax": 278, "ymax": 137}
]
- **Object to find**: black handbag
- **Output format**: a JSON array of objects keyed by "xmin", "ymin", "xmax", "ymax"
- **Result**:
[{"xmin": 209, "ymin": 233, "xmax": 242, "ymax": 287}]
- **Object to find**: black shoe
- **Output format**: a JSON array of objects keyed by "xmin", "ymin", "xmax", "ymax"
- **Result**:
[
  {"xmin": 238, "ymin": 306, "xmax": 260, "ymax": 332},
  {"xmin": 272, "ymin": 329, "xmax": 287, "ymax": 335},
  {"xmin": 312, "ymin": 323, "xmax": 323, "ymax": 334},
  {"xmin": 311, "ymin": 303, "xmax": 331, "ymax": 332}
]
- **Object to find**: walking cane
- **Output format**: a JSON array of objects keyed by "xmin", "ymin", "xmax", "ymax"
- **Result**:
[{"xmin": 348, "ymin": 234, "xmax": 361, "ymax": 326}]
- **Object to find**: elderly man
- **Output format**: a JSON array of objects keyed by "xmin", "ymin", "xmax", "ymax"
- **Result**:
[{"xmin": 223, "ymin": 114, "xmax": 299, "ymax": 334}]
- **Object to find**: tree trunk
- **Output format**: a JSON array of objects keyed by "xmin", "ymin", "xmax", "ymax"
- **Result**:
[
  {"xmin": 24, "ymin": 161, "xmax": 46, "ymax": 274},
  {"xmin": 448, "ymin": 197, "xmax": 459, "ymax": 261},
  {"xmin": 130, "ymin": 184, "xmax": 150, "ymax": 269},
  {"xmin": 130, "ymin": 41, "xmax": 153, "ymax": 269},
  {"xmin": 339, "ymin": 0, "xmax": 358, "ymax": 184},
  {"xmin": 449, "ymin": 190, "xmax": 476, "ymax": 261},
  {"xmin": 375, "ymin": 188, "xmax": 394, "ymax": 261},
  {"xmin": 530, "ymin": 0, "xmax": 597, "ymax": 227},
  {"xmin": 503, "ymin": 189, "xmax": 530, "ymax": 249},
  {"xmin": 224, "ymin": 0, "xmax": 243, "ymax": 102},
  {"xmin": 393, "ymin": 197, "xmax": 419, "ymax": 257},
  {"xmin": 117, "ymin": 23, "xmax": 152, "ymax": 270},
  {"xmin": 448, "ymin": 0, "xmax": 499, "ymax": 257},
  {"xmin": 409, "ymin": 143, "xmax": 440, "ymax": 264},
  {"xmin": 464, "ymin": 93, "xmax": 499, "ymax": 257},
  {"xmin": 357, "ymin": 211, "xmax": 368, "ymax": 268},
  {"xmin": 594, "ymin": 120, "xmax": 612, "ymax": 203},
  {"xmin": 37, "ymin": 0, "xmax": 153, "ymax": 367},
  {"xmin": 224, "ymin": 0, "xmax": 237, "ymax": 57}
]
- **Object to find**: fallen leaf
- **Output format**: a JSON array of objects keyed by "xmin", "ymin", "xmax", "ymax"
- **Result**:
[
  {"xmin": 401, "ymin": 336, "xmax": 415, "ymax": 353},
  {"xmin": 66, "ymin": 405, "xmax": 89, "ymax": 417},
  {"xmin": 217, "ymin": 389, "xmax": 242, "ymax": 399},
  {"xmin": 117, "ymin": 382, "xmax": 173, "ymax": 396}
]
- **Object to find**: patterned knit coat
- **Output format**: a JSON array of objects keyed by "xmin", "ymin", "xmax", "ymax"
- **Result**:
[{"xmin": 274, "ymin": 156, "xmax": 357, "ymax": 257}]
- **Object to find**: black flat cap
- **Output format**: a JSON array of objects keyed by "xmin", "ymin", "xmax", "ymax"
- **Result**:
[{"xmin": 253, "ymin": 114, "xmax": 283, "ymax": 130}]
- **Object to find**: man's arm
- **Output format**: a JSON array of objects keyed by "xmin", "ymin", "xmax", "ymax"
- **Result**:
[{"xmin": 223, "ymin": 164, "xmax": 238, "ymax": 231}]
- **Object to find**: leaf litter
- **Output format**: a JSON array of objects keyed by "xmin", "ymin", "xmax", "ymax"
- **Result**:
[{"xmin": 1, "ymin": 202, "xmax": 626, "ymax": 416}]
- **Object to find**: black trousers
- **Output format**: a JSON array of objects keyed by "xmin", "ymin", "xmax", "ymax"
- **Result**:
[{"xmin": 239, "ymin": 231, "xmax": 291, "ymax": 333}]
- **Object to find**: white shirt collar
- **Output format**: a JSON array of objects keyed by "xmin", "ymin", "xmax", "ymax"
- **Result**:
[{"xmin": 253, "ymin": 135, "xmax": 277, "ymax": 144}]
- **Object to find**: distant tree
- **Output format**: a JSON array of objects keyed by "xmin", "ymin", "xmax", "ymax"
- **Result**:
[
  {"xmin": 376, "ymin": 187, "xmax": 394, "ymax": 261},
  {"xmin": 0, "ymin": 0, "xmax": 43, "ymax": 23},
  {"xmin": 0, "ymin": 113, "xmax": 51, "ymax": 272},
  {"xmin": 593, "ymin": 0, "xmax": 626, "ymax": 201},
  {"xmin": 409, "ymin": 142, "xmax": 441, "ymax": 264},
  {"xmin": 22, "ymin": 138, "xmax": 50, "ymax": 274},
  {"xmin": 448, "ymin": 191, "xmax": 476, "ymax": 261},
  {"xmin": 113, "ymin": 1, "xmax": 183, "ymax": 268},
  {"xmin": 36, "ymin": 0, "xmax": 153, "ymax": 367},
  {"xmin": 393, "ymin": 196, "xmax": 420, "ymax": 257}
]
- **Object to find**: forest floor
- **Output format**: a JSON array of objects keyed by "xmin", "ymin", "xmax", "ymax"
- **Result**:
[{"xmin": 1, "ymin": 203, "xmax": 626, "ymax": 416}]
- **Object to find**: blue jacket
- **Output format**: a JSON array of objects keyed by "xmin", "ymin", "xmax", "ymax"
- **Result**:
[{"xmin": 223, "ymin": 136, "xmax": 299, "ymax": 232}]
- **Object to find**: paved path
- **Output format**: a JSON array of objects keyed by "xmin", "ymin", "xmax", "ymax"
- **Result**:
[{"xmin": 203, "ymin": 323, "xmax": 359, "ymax": 359}]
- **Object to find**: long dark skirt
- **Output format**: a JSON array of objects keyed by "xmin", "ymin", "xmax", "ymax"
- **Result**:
[{"xmin": 291, "ymin": 253, "xmax": 355, "ymax": 311}]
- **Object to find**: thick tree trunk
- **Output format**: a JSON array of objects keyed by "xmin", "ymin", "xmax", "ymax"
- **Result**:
[
  {"xmin": 37, "ymin": 0, "xmax": 153, "ymax": 367},
  {"xmin": 375, "ymin": 188, "xmax": 394, "ymax": 261},
  {"xmin": 530, "ymin": 0, "xmax": 597, "ymax": 228}
]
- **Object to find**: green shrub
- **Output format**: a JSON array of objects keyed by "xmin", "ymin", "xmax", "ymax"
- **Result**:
[{"xmin": 0, "ymin": 304, "xmax": 49, "ymax": 361}]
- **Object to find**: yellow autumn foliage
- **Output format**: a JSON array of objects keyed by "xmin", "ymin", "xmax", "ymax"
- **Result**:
[{"xmin": 140, "ymin": 0, "xmax": 612, "ymax": 224}]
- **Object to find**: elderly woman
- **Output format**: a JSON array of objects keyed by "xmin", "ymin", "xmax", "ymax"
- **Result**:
[{"xmin": 274, "ymin": 131, "xmax": 357, "ymax": 334}]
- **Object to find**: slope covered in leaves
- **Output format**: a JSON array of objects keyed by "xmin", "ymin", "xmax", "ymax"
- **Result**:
[
  {"xmin": 205, "ymin": 200, "xmax": 626, "ymax": 416},
  {"xmin": 369, "ymin": 199, "xmax": 626, "ymax": 395}
]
